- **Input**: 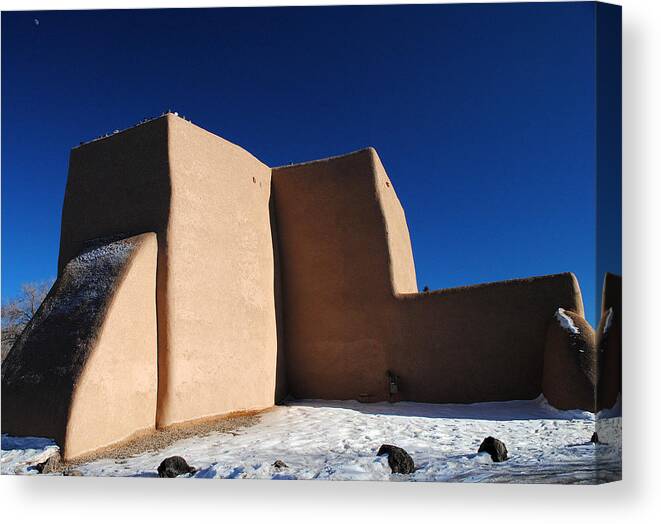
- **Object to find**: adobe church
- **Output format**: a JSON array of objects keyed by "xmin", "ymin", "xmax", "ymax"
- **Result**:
[{"xmin": 1, "ymin": 113, "xmax": 621, "ymax": 460}]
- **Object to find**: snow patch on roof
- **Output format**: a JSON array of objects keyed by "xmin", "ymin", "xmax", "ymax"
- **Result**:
[{"xmin": 555, "ymin": 308, "xmax": 580, "ymax": 334}]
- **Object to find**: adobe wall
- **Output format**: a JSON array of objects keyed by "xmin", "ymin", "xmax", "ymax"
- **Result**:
[
  {"xmin": 273, "ymin": 149, "xmax": 585, "ymax": 404},
  {"xmin": 58, "ymin": 118, "xmax": 171, "ymax": 274},
  {"xmin": 57, "ymin": 114, "xmax": 279, "ymax": 429},
  {"xmin": 542, "ymin": 308, "xmax": 597, "ymax": 411},
  {"xmin": 272, "ymin": 149, "xmax": 410, "ymax": 401},
  {"xmin": 597, "ymin": 272, "xmax": 622, "ymax": 410},
  {"xmin": 3, "ymin": 117, "xmax": 599, "ymax": 457},
  {"xmin": 159, "ymin": 117, "xmax": 277, "ymax": 425},
  {"xmin": 395, "ymin": 275, "xmax": 584, "ymax": 404},
  {"xmin": 1, "ymin": 234, "xmax": 158, "ymax": 460}
]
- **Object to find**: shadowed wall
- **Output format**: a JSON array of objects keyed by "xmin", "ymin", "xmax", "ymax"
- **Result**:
[
  {"xmin": 542, "ymin": 308, "xmax": 597, "ymax": 411},
  {"xmin": 273, "ymin": 149, "xmax": 585, "ymax": 403},
  {"xmin": 597, "ymin": 272, "xmax": 621, "ymax": 410}
]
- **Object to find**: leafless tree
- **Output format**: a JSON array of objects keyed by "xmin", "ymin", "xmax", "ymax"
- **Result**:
[{"xmin": 1, "ymin": 280, "xmax": 54, "ymax": 361}]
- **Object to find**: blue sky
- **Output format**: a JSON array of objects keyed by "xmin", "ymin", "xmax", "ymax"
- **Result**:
[{"xmin": 1, "ymin": 3, "xmax": 618, "ymax": 325}]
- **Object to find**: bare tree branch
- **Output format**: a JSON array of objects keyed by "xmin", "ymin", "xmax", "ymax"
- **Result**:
[{"xmin": 1, "ymin": 279, "xmax": 54, "ymax": 361}]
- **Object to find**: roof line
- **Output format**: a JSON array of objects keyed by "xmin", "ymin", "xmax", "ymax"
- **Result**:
[{"xmin": 272, "ymin": 147, "xmax": 376, "ymax": 170}]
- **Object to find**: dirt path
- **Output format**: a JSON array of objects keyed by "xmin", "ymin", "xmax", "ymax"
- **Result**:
[{"xmin": 64, "ymin": 411, "xmax": 263, "ymax": 469}]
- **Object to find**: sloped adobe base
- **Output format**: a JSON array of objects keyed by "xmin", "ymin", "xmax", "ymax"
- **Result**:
[{"xmin": 1, "ymin": 233, "xmax": 157, "ymax": 460}]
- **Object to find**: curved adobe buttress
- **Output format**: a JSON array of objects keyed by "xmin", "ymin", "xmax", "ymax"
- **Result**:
[{"xmin": 1, "ymin": 234, "xmax": 158, "ymax": 460}]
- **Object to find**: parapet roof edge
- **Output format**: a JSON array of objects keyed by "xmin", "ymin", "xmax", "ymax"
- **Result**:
[{"xmin": 272, "ymin": 147, "xmax": 377, "ymax": 171}]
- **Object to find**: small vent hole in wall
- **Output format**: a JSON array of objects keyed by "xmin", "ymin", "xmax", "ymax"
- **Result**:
[
  {"xmin": 252, "ymin": 176, "xmax": 256, "ymax": 184},
  {"xmin": 386, "ymin": 181, "xmax": 390, "ymax": 188}
]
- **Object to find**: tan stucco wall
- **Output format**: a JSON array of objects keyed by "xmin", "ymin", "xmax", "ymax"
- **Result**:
[
  {"xmin": 64, "ymin": 233, "xmax": 158, "ymax": 459},
  {"xmin": 272, "ymin": 150, "xmax": 400, "ymax": 401},
  {"xmin": 1, "ymin": 234, "xmax": 157, "ymax": 459},
  {"xmin": 395, "ymin": 274, "xmax": 584, "ymax": 404},
  {"xmin": 57, "ymin": 114, "xmax": 278, "ymax": 430},
  {"xmin": 273, "ymin": 149, "xmax": 585, "ymax": 404},
  {"xmin": 371, "ymin": 149, "xmax": 418, "ymax": 294},
  {"xmin": 157, "ymin": 117, "xmax": 277, "ymax": 426}
]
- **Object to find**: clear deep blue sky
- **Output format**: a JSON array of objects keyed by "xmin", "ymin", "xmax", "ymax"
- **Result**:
[{"xmin": 2, "ymin": 3, "xmax": 617, "ymax": 325}]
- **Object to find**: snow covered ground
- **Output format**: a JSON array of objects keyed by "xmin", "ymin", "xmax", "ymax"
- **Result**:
[{"xmin": 1, "ymin": 396, "xmax": 621, "ymax": 484}]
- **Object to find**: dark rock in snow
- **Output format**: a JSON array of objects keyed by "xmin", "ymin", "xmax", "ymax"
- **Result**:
[
  {"xmin": 157, "ymin": 456, "xmax": 196, "ymax": 478},
  {"xmin": 478, "ymin": 436, "xmax": 508, "ymax": 462},
  {"xmin": 35, "ymin": 452, "xmax": 62, "ymax": 474},
  {"xmin": 63, "ymin": 468, "xmax": 83, "ymax": 476},
  {"xmin": 272, "ymin": 460, "xmax": 288, "ymax": 469},
  {"xmin": 591, "ymin": 432, "xmax": 600, "ymax": 444},
  {"xmin": 377, "ymin": 444, "xmax": 415, "ymax": 474}
]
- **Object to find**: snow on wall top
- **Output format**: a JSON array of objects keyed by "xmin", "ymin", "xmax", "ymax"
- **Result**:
[
  {"xmin": 73, "ymin": 111, "xmax": 192, "ymax": 149},
  {"xmin": 554, "ymin": 308, "xmax": 580, "ymax": 335}
]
